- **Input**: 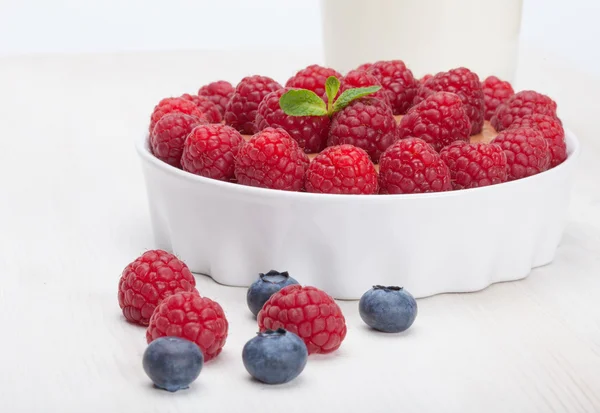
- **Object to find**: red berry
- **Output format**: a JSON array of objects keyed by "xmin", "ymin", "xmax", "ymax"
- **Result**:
[
  {"xmin": 198, "ymin": 80, "xmax": 234, "ymax": 116},
  {"xmin": 256, "ymin": 88, "xmax": 330, "ymax": 153},
  {"xmin": 305, "ymin": 145, "xmax": 378, "ymax": 194},
  {"xmin": 507, "ymin": 114, "xmax": 566, "ymax": 167},
  {"xmin": 328, "ymin": 97, "xmax": 397, "ymax": 162},
  {"xmin": 181, "ymin": 124, "xmax": 244, "ymax": 181},
  {"xmin": 234, "ymin": 127, "xmax": 309, "ymax": 191},
  {"xmin": 285, "ymin": 64, "xmax": 342, "ymax": 100},
  {"xmin": 355, "ymin": 62, "xmax": 373, "ymax": 71},
  {"xmin": 367, "ymin": 60, "xmax": 419, "ymax": 115},
  {"xmin": 419, "ymin": 74, "xmax": 433, "ymax": 85},
  {"xmin": 118, "ymin": 250, "xmax": 197, "ymax": 326},
  {"xmin": 180, "ymin": 94, "xmax": 223, "ymax": 123},
  {"xmin": 379, "ymin": 138, "xmax": 452, "ymax": 194},
  {"xmin": 257, "ymin": 285, "xmax": 347, "ymax": 355},
  {"xmin": 490, "ymin": 90, "xmax": 557, "ymax": 131},
  {"xmin": 146, "ymin": 292, "xmax": 228, "ymax": 362},
  {"xmin": 340, "ymin": 69, "xmax": 390, "ymax": 107},
  {"xmin": 150, "ymin": 113, "xmax": 205, "ymax": 168},
  {"xmin": 481, "ymin": 76, "xmax": 514, "ymax": 121},
  {"xmin": 415, "ymin": 67, "xmax": 485, "ymax": 135},
  {"xmin": 439, "ymin": 141, "xmax": 508, "ymax": 190},
  {"xmin": 492, "ymin": 127, "xmax": 551, "ymax": 180},
  {"xmin": 224, "ymin": 75, "xmax": 282, "ymax": 134},
  {"xmin": 149, "ymin": 97, "xmax": 205, "ymax": 133},
  {"xmin": 398, "ymin": 92, "xmax": 471, "ymax": 152}
]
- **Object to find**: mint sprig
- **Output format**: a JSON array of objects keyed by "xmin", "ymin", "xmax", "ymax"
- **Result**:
[{"xmin": 279, "ymin": 75, "xmax": 380, "ymax": 117}]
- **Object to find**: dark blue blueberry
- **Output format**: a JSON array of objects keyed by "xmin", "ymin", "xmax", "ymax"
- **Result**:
[
  {"xmin": 359, "ymin": 285, "xmax": 418, "ymax": 333},
  {"xmin": 242, "ymin": 328, "xmax": 308, "ymax": 385},
  {"xmin": 143, "ymin": 336, "xmax": 204, "ymax": 392},
  {"xmin": 246, "ymin": 270, "xmax": 299, "ymax": 317}
]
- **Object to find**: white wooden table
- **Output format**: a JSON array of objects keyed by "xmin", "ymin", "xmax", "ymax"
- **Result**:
[{"xmin": 0, "ymin": 49, "xmax": 599, "ymax": 413}]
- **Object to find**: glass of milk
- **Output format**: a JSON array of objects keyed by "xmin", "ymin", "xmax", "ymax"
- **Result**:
[{"xmin": 321, "ymin": 0, "xmax": 523, "ymax": 82}]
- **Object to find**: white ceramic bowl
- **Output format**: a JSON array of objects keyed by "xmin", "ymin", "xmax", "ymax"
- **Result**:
[{"xmin": 136, "ymin": 131, "xmax": 580, "ymax": 299}]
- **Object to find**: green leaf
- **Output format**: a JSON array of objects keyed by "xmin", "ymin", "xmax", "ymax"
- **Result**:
[
  {"xmin": 279, "ymin": 89, "xmax": 327, "ymax": 117},
  {"xmin": 325, "ymin": 76, "xmax": 340, "ymax": 113},
  {"xmin": 332, "ymin": 85, "xmax": 381, "ymax": 113}
]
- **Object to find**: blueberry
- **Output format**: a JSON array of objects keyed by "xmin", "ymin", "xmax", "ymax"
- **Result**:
[
  {"xmin": 359, "ymin": 285, "xmax": 418, "ymax": 333},
  {"xmin": 246, "ymin": 270, "xmax": 299, "ymax": 316},
  {"xmin": 143, "ymin": 337, "xmax": 203, "ymax": 392},
  {"xmin": 242, "ymin": 328, "xmax": 308, "ymax": 385}
]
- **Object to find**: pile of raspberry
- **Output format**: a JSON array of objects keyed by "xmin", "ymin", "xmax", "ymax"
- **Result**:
[{"xmin": 147, "ymin": 64, "xmax": 567, "ymax": 194}]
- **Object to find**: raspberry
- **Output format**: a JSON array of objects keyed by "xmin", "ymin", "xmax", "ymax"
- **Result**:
[
  {"xmin": 198, "ymin": 80, "xmax": 234, "ymax": 116},
  {"xmin": 146, "ymin": 292, "xmax": 228, "ymax": 362},
  {"xmin": 305, "ymin": 145, "xmax": 378, "ymax": 194},
  {"xmin": 180, "ymin": 94, "xmax": 222, "ymax": 123},
  {"xmin": 181, "ymin": 124, "xmax": 244, "ymax": 181},
  {"xmin": 255, "ymin": 88, "xmax": 330, "ymax": 153},
  {"xmin": 257, "ymin": 285, "xmax": 347, "ymax": 355},
  {"xmin": 327, "ymin": 97, "xmax": 397, "ymax": 162},
  {"xmin": 379, "ymin": 138, "xmax": 452, "ymax": 194},
  {"xmin": 149, "ymin": 97, "xmax": 205, "ymax": 133},
  {"xmin": 397, "ymin": 92, "xmax": 471, "ymax": 152},
  {"xmin": 490, "ymin": 90, "xmax": 557, "ymax": 131},
  {"xmin": 118, "ymin": 250, "xmax": 197, "ymax": 326},
  {"xmin": 150, "ymin": 113, "xmax": 204, "ymax": 168},
  {"xmin": 491, "ymin": 127, "xmax": 551, "ymax": 180},
  {"xmin": 234, "ymin": 127, "xmax": 309, "ymax": 191},
  {"xmin": 367, "ymin": 60, "xmax": 419, "ymax": 115},
  {"xmin": 355, "ymin": 62, "xmax": 373, "ymax": 71},
  {"xmin": 419, "ymin": 74, "xmax": 433, "ymax": 85},
  {"xmin": 439, "ymin": 141, "xmax": 508, "ymax": 190},
  {"xmin": 340, "ymin": 69, "xmax": 390, "ymax": 106},
  {"xmin": 481, "ymin": 76, "xmax": 514, "ymax": 121},
  {"xmin": 507, "ymin": 114, "xmax": 566, "ymax": 167},
  {"xmin": 415, "ymin": 67, "xmax": 485, "ymax": 135},
  {"xmin": 285, "ymin": 64, "xmax": 342, "ymax": 100},
  {"xmin": 224, "ymin": 75, "xmax": 282, "ymax": 134}
]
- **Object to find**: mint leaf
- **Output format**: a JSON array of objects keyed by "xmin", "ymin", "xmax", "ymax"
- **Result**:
[
  {"xmin": 279, "ymin": 89, "xmax": 327, "ymax": 117},
  {"xmin": 332, "ymin": 85, "xmax": 381, "ymax": 113},
  {"xmin": 325, "ymin": 76, "xmax": 340, "ymax": 114}
]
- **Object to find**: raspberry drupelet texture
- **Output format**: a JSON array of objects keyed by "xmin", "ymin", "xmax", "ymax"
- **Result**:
[
  {"xmin": 367, "ymin": 60, "xmax": 419, "ymax": 115},
  {"xmin": 327, "ymin": 97, "xmax": 398, "ymax": 162},
  {"xmin": 255, "ymin": 88, "xmax": 330, "ymax": 153},
  {"xmin": 490, "ymin": 90, "xmax": 557, "ymax": 131},
  {"xmin": 146, "ymin": 292, "xmax": 228, "ymax": 362},
  {"xmin": 355, "ymin": 62, "xmax": 373, "ymax": 71},
  {"xmin": 198, "ymin": 80, "xmax": 235, "ymax": 116},
  {"xmin": 305, "ymin": 145, "xmax": 378, "ymax": 194},
  {"xmin": 150, "ymin": 113, "xmax": 205, "ymax": 168},
  {"xmin": 224, "ymin": 75, "xmax": 282, "ymax": 134},
  {"xmin": 415, "ymin": 67, "xmax": 485, "ymax": 135},
  {"xmin": 149, "ymin": 97, "xmax": 205, "ymax": 133},
  {"xmin": 481, "ymin": 76, "xmax": 514, "ymax": 120},
  {"xmin": 419, "ymin": 74, "xmax": 433, "ymax": 85},
  {"xmin": 507, "ymin": 114, "xmax": 567, "ymax": 167},
  {"xmin": 340, "ymin": 69, "xmax": 390, "ymax": 107},
  {"xmin": 439, "ymin": 141, "xmax": 508, "ymax": 190},
  {"xmin": 378, "ymin": 138, "xmax": 452, "ymax": 194},
  {"xmin": 285, "ymin": 64, "xmax": 342, "ymax": 100},
  {"xmin": 180, "ymin": 94, "xmax": 223, "ymax": 123},
  {"xmin": 492, "ymin": 127, "xmax": 551, "ymax": 180},
  {"xmin": 118, "ymin": 250, "xmax": 197, "ymax": 326},
  {"xmin": 257, "ymin": 285, "xmax": 347, "ymax": 355},
  {"xmin": 234, "ymin": 127, "xmax": 309, "ymax": 191},
  {"xmin": 397, "ymin": 92, "xmax": 471, "ymax": 152},
  {"xmin": 181, "ymin": 124, "xmax": 244, "ymax": 181}
]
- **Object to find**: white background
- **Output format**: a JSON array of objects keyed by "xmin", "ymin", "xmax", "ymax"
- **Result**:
[{"xmin": 0, "ymin": 0, "xmax": 599, "ymax": 74}]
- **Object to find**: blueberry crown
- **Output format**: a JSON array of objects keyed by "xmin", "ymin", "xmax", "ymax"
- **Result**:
[
  {"xmin": 258, "ymin": 328, "xmax": 287, "ymax": 337},
  {"xmin": 373, "ymin": 285, "xmax": 403, "ymax": 291},
  {"xmin": 260, "ymin": 270, "xmax": 290, "ymax": 281}
]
